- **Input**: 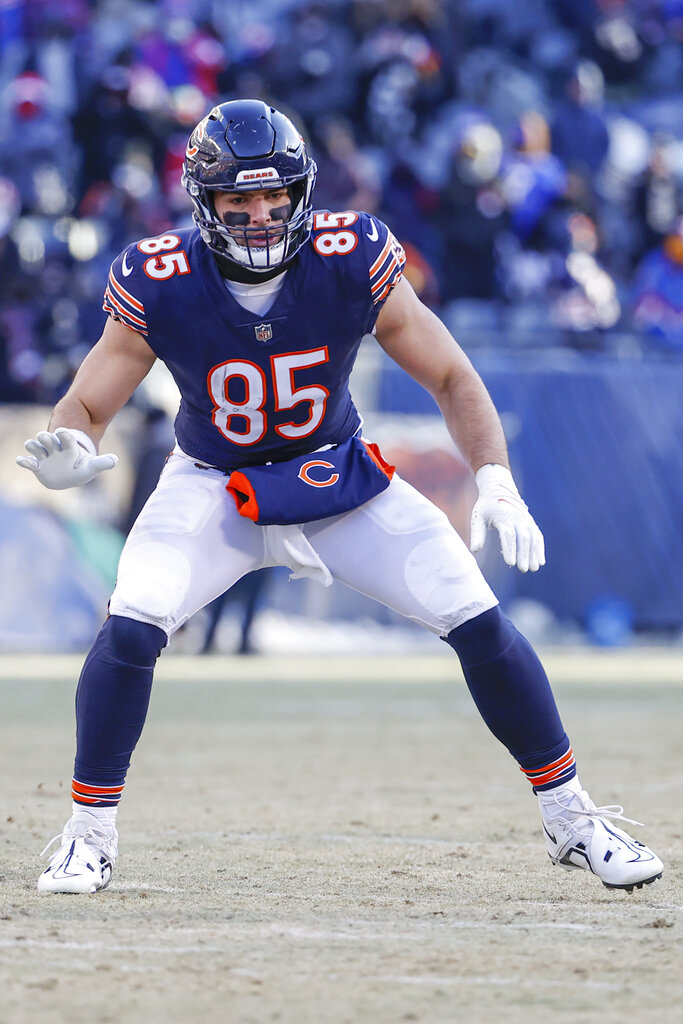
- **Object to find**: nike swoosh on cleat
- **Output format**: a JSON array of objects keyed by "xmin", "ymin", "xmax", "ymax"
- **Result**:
[
  {"xmin": 50, "ymin": 844, "xmax": 87, "ymax": 878},
  {"xmin": 51, "ymin": 857, "xmax": 85, "ymax": 879},
  {"xmin": 121, "ymin": 252, "xmax": 133, "ymax": 276},
  {"xmin": 366, "ymin": 221, "xmax": 379, "ymax": 242},
  {"xmin": 542, "ymin": 823, "xmax": 557, "ymax": 844}
]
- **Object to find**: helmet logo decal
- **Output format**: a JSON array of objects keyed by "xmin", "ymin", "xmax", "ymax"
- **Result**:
[
  {"xmin": 186, "ymin": 117, "xmax": 207, "ymax": 158},
  {"xmin": 254, "ymin": 323, "xmax": 273, "ymax": 342},
  {"xmin": 235, "ymin": 167, "xmax": 280, "ymax": 184}
]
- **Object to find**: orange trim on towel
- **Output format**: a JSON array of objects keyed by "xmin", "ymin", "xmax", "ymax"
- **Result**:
[
  {"xmin": 226, "ymin": 471, "xmax": 260, "ymax": 522},
  {"xmin": 362, "ymin": 440, "xmax": 395, "ymax": 480}
]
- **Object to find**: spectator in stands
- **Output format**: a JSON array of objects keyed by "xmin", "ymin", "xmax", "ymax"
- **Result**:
[
  {"xmin": 435, "ymin": 116, "xmax": 507, "ymax": 301},
  {"xmin": 629, "ymin": 216, "xmax": 683, "ymax": 349},
  {"xmin": 630, "ymin": 135, "xmax": 683, "ymax": 268},
  {"xmin": 500, "ymin": 111, "xmax": 568, "ymax": 248},
  {"xmin": 550, "ymin": 60, "xmax": 610, "ymax": 178}
]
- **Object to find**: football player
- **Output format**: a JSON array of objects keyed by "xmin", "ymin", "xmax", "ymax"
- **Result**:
[{"xmin": 17, "ymin": 100, "xmax": 662, "ymax": 895}]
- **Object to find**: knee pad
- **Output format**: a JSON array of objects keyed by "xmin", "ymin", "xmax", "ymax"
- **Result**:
[
  {"xmin": 102, "ymin": 615, "xmax": 167, "ymax": 667},
  {"xmin": 111, "ymin": 541, "xmax": 192, "ymax": 630}
]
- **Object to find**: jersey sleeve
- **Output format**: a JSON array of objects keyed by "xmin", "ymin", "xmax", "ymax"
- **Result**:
[
  {"xmin": 102, "ymin": 245, "xmax": 149, "ymax": 336},
  {"xmin": 362, "ymin": 213, "xmax": 406, "ymax": 310}
]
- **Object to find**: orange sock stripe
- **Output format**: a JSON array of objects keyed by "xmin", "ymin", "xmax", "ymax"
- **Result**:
[
  {"xmin": 72, "ymin": 779, "xmax": 125, "ymax": 804},
  {"xmin": 521, "ymin": 748, "xmax": 575, "ymax": 787},
  {"xmin": 526, "ymin": 764, "xmax": 575, "ymax": 788},
  {"xmin": 72, "ymin": 779, "xmax": 125, "ymax": 796},
  {"xmin": 522, "ymin": 747, "xmax": 574, "ymax": 778}
]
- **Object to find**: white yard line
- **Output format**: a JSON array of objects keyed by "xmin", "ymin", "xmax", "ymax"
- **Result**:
[{"xmin": 0, "ymin": 920, "xmax": 601, "ymax": 957}]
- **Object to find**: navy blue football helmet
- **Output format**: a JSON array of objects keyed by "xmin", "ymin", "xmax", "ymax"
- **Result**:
[{"xmin": 182, "ymin": 99, "xmax": 317, "ymax": 272}]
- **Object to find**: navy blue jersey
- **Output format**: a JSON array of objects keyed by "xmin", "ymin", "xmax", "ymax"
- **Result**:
[{"xmin": 103, "ymin": 211, "xmax": 405, "ymax": 468}]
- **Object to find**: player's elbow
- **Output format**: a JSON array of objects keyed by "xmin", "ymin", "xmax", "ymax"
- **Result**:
[{"xmin": 430, "ymin": 360, "xmax": 474, "ymax": 409}]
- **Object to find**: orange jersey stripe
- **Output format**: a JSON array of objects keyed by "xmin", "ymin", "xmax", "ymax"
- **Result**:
[
  {"xmin": 371, "ymin": 246, "xmax": 405, "ymax": 285},
  {"xmin": 374, "ymin": 266, "xmax": 404, "ymax": 305},
  {"xmin": 369, "ymin": 235, "xmax": 393, "ymax": 277},
  {"xmin": 103, "ymin": 289, "xmax": 148, "ymax": 332},
  {"xmin": 108, "ymin": 269, "xmax": 145, "ymax": 312},
  {"xmin": 371, "ymin": 253, "xmax": 404, "ymax": 296},
  {"xmin": 103, "ymin": 308, "xmax": 149, "ymax": 337}
]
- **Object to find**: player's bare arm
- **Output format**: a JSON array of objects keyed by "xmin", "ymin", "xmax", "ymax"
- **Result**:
[
  {"xmin": 374, "ymin": 275, "xmax": 508, "ymax": 473},
  {"xmin": 375, "ymin": 276, "xmax": 545, "ymax": 572},
  {"xmin": 49, "ymin": 316, "xmax": 157, "ymax": 444},
  {"xmin": 16, "ymin": 316, "xmax": 156, "ymax": 490}
]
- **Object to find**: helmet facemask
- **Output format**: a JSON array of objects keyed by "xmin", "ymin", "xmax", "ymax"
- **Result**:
[{"xmin": 189, "ymin": 176, "xmax": 313, "ymax": 271}]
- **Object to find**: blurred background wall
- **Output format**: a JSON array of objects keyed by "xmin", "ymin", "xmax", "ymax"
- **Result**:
[{"xmin": 1, "ymin": 0, "xmax": 682, "ymax": 653}]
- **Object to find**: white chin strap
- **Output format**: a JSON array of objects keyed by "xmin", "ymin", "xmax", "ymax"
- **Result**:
[{"xmin": 224, "ymin": 236, "xmax": 287, "ymax": 270}]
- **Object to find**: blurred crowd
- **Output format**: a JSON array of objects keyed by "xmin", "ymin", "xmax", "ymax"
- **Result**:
[{"xmin": 2, "ymin": 0, "xmax": 683, "ymax": 406}]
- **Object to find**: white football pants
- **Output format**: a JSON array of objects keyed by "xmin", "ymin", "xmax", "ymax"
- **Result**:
[{"xmin": 109, "ymin": 449, "xmax": 498, "ymax": 639}]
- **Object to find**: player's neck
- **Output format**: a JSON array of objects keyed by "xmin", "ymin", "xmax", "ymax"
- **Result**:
[{"xmin": 213, "ymin": 253, "xmax": 289, "ymax": 284}]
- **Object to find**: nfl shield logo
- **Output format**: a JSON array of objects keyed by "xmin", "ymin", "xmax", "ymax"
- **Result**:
[{"xmin": 254, "ymin": 322, "xmax": 273, "ymax": 343}]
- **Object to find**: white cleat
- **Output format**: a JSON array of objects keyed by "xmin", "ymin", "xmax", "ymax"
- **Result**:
[
  {"xmin": 540, "ymin": 788, "xmax": 663, "ymax": 891},
  {"xmin": 38, "ymin": 812, "xmax": 118, "ymax": 894}
]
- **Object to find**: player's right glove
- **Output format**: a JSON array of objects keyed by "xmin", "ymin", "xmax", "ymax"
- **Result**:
[{"xmin": 16, "ymin": 428, "xmax": 118, "ymax": 490}]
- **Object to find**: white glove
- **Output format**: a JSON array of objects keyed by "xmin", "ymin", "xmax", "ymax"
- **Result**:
[
  {"xmin": 16, "ymin": 428, "xmax": 118, "ymax": 490},
  {"xmin": 470, "ymin": 463, "xmax": 545, "ymax": 573}
]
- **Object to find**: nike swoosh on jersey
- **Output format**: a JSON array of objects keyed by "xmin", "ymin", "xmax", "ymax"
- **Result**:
[
  {"xmin": 121, "ymin": 252, "xmax": 133, "ymax": 276},
  {"xmin": 366, "ymin": 221, "xmax": 379, "ymax": 242}
]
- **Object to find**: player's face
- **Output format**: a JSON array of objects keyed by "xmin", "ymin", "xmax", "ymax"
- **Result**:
[{"xmin": 214, "ymin": 188, "xmax": 292, "ymax": 248}]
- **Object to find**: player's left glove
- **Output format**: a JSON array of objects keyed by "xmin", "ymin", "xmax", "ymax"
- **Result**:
[
  {"xmin": 470, "ymin": 463, "xmax": 545, "ymax": 573},
  {"xmin": 16, "ymin": 428, "xmax": 118, "ymax": 490}
]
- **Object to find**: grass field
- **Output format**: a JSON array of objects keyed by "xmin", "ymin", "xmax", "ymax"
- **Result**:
[{"xmin": 0, "ymin": 652, "xmax": 681, "ymax": 1024}]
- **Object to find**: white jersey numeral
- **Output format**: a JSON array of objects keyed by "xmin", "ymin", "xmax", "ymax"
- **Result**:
[
  {"xmin": 313, "ymin": 211, "xmax": 358, "ymax": 229},
  {"xmin": 208, "ymin": 348, "xmax": 330, "ymax": 446},
  {"xmin": 138, "ymin": 234, "xmax": 191, "ymax": 280},
  {"xmin": 271, "ymin": 348, "xmax": 329, "ymax": 438},
  {"xmin": 208, "ymin": 360, "xmax": 267, "ymax": 445},
  {"xmin": 313, "ymin": 230, "xmax": 358, "ymax": 256},
  {"xmin": 143, "ymin": 250, "xmax": 191, "ymax": 280},
  {"xmin": 138, "ymin": 234, "xmax": 182, "ymax": 254}
]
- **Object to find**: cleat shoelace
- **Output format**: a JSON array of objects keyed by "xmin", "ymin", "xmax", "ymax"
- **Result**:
[
  {"xmin": 41, "ymin": 824, "xmax": 116, "ymax": 860},
  {"xmin": 547, "ymin": 790, "xmax": 645, "ymax": 829}
]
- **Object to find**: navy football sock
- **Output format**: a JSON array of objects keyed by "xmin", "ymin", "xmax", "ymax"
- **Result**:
[
  {"xmin": 445, "ymin": 607, "xmax": 576, "ymax": 791},
  {"xmin": 72, "ymin": 615, "xmax": 166, "ymax": 806}
]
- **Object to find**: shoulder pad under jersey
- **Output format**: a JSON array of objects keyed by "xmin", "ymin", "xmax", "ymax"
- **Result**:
[
  {"xmin": 103, "ymin": 229, "xmax": 195, "ymax": 336},
  {"xmin": 308, "ymin": 209, "xmax": 406, "ymax": 307}
]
